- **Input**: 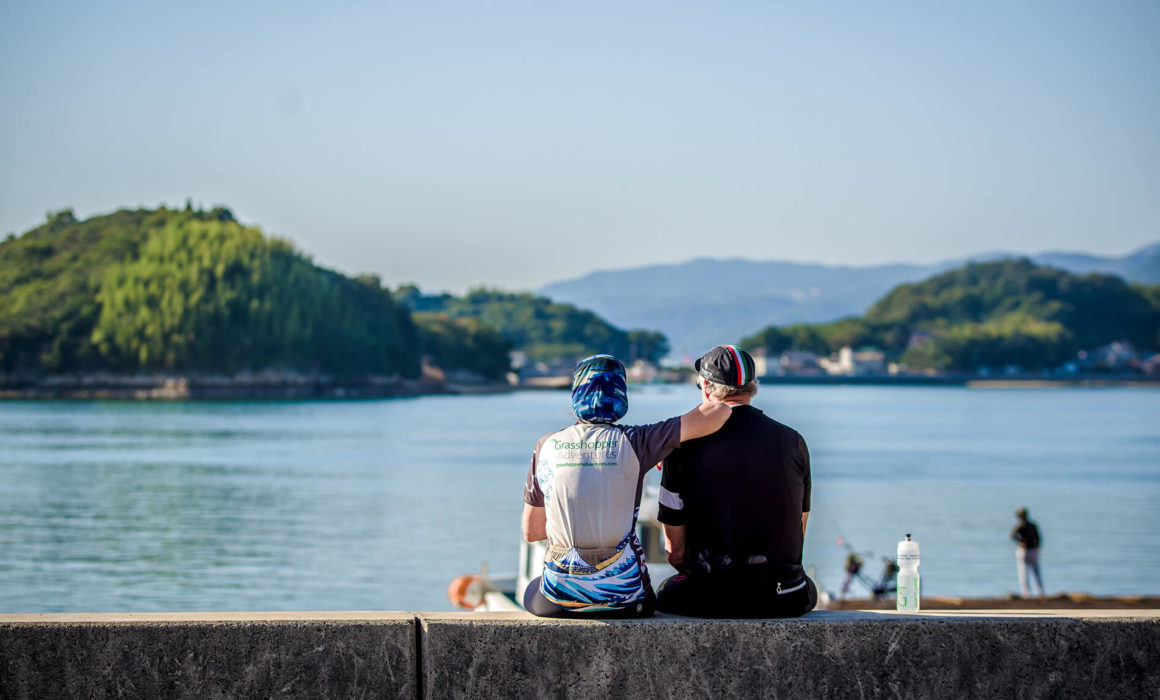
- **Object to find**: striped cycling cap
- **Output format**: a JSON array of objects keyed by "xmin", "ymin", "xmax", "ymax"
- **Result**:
[{"xmin": 695, "ymin": 345, "xmax": 756, "ymax": 388}]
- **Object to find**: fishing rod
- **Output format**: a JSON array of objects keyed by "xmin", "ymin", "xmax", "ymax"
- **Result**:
[{"xmin": 812, "ymin": 499, "xmax": 898, "ymax": 600}]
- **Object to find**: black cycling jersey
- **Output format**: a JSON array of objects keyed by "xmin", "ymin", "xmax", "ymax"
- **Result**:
[{"xmin": 657, "ymin": 404, "xmax": 811, "ymax": 566}]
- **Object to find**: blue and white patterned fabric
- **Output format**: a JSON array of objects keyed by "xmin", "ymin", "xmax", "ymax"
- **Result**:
[
  {"xmin": 540, "ymin": 532, "xmax": 647, "ymax": 611},
  {"xmin": 570, "ymin": 354, "xmax": 628, "ymax": 424}
]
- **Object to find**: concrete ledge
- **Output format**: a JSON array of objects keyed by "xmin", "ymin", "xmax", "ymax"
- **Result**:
[
  {"xmin": 418, "ymin": 610, "xmax": 1160, "ymax": 699},
  {"xmin": 2, "ymin": 610, "xmax": 1157, "ymax": 699},
  {"xmin": 0, "ymin": 612, "xmax": 415, "ymax": 699}
]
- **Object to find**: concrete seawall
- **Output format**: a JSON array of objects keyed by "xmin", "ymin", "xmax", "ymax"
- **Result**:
[
  {"xmin": 3, "ymin": 610, "xmax": 1158, "ymax": 699},
  {"xmin": 0, "ymin": 612, "xmax": 416, "ymax": 699}
]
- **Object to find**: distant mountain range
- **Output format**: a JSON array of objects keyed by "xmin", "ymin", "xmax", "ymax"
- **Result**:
[{"xmin": 538, "ymin": 242, "xmax": 1160, "ymax": 361}]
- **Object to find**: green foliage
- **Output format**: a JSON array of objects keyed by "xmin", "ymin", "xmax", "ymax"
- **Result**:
[
  {"xmin": 397, "ymin": 287, "xmax": 669, "ymax": 364},
  {"xmin": 1139, "ymin": 284, "xmax": 1160, "ymax": 348},
  {"xmin": 741, "ymin": 324, "xmax": 826, "ymax": 355},
  {"xmin": 1144, "ymin": 284, "xmax": 1160, "ymax": 311},
  {"xmin": 815, "ymin": 318, "xmax": 879, "ymax": 352},
  {"xmin": 414, "ymin": 313, "xmax": 512, "ymax": 379},
  {"xmin": 742, "ymin": 259, "xmax": 1160, "ymax": 372},
  {"xmin": 866, "ymin": 259, "xmax": 1157, "ymax": 351},
  {"xmin": 393, "ymin": 284, "xmax": 454, "ymax": 313},
  {"xmin": 741, "ymin": 319, "xmax": 880, "ymax": 356},
  {"xmin": 92, "ymin": 218, "xmax": 418, "ymax": 375},
  {"xmin": 898, "ymin": 339, "xmax": 952, "ymax": 372},
  {"xmin": 625, "ymin": 330, "xmax": 669, "ymax": 365},
  {"xmin": 1, "ymin": 206, "xmax": 419, "ymax": 377},
  {"xmin": 0, "ymin": 204, "xmax": 656, "ymax": 379},
  {"xmin": 902, "ymin": 314, "xmax": 1074, "ymax": 371},
  {"xmin": 1, "ymin": 207, "xmax": 175, "ymax": 371}
]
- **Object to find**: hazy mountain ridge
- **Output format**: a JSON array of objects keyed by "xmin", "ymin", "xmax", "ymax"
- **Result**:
[
  {"xmin": 1035, "ymin": 243, "xmax": 1160, "ymax": 283},
  {"xmin": 539, "ymin": 244, "xmax": 1160, "ymax": 359}
]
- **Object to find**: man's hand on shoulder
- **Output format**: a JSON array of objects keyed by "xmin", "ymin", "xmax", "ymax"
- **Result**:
[{"xmin": 679, "ymin": 397, "xmax": 731, "ymax": 442}]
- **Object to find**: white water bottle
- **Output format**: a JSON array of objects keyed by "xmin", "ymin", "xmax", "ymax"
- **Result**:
[{"xmin": 896, "ymin": 533, "xmax": 920, "ymax": 612}]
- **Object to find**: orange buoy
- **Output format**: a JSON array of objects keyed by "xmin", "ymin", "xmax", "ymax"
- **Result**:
[{"xmin": 447, "ymin": 574, "xmax": 483, "ymax": 609}]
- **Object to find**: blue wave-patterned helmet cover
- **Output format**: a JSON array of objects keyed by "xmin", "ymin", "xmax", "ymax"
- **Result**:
[{"xmin": 571, "ymin": 354, "xmax": 628, "ymax": 424}]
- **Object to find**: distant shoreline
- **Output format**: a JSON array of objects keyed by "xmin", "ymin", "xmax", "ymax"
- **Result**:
[
  {"xmin": 756, "ymin": 373, "xmax": 1160, "ymax": 388},
  {"xmin": 0, "ymin": 373, "xmax": 514, "ymax": 400},
  {"xmin": 2, "ymin": 371, "xmax": 1157, "ymax": 400}
]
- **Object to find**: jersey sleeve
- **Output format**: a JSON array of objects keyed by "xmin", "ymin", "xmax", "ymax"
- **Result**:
[
  {"xmin": 623, "ymin": 416, "xmax": 682, "ymax": 476},
  {"xmin": 796, "ymin": 431, "xmax": 812, "ymax": 513},
  {"xmin": 524, "ymin": 435, "xmax": 548, "ymax": 507},
  {"xmin": 657, "ymin": 446, "xmax": 686, "ymax": 526}
]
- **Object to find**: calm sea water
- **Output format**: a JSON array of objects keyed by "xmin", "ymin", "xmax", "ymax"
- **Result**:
[{"xmin": 1, "ymin": 385, "xmax": 1158, "ymax": 613}]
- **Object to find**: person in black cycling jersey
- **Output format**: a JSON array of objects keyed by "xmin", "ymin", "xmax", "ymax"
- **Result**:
[{"xmin": 656, "ymin": 345, "xmax": 816, "ymax": 618}]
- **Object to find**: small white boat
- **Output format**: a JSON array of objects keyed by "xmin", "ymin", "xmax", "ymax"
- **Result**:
[{"xmin": 448, "ymin": 484, "xmax": 678, "ymax": 612}]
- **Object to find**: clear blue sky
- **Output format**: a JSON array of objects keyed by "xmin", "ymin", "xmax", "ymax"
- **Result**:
[{"xmin": 2, "ymin": 1, "xmax": 1157, "ymax": 292}]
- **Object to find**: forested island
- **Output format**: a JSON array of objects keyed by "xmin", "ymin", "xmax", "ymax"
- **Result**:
[
  {"xmin": 394, "ymin": 287, "xmax": 667, "ymax": 364},
  {"xmin": 4, "ymin": 205, "xmax": 1158, "ymax": 398},
  {"xmin": 0, "ymin": 206, "xmax": 666, "ymax": 398},
  {"xmin": 741, "ymin": 259, "xmax": 1160, "ymax": 375}
]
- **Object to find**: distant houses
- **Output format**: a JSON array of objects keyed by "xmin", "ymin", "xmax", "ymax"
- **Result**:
[
  {"xmin": 751, "ymin": 338, "xmax": 1160, "ymax": 380},
  {"xmin": 1081, "ymin": 341, "xmax": 1139, "ymax": 372},
  {"xmin": 1143, "ymin": 353, "xmax": 1160, "ymax": 377},
  {"xmin": 1069, "ymin": 341, "xmax": 1159, "ymax": 376},
  {"xmin": 818, "ymin": 347, "xmax": 887, "ymax": 376},
  {"xmin": 507, "ymin": 351, "xmax": 664, "ymax": 387},
  {"xmin": 906, "ymin": 330, "xmax": 935, "ymax": 351},
  {"xmin": 508, "ymin": 351, "xmax": 570, "ymax": 387},
  {"xmin": 755, "ymin": 348, "xmax": 824, "ymax": 377},
  {"xmin": 758, "ymin": 346, "xmax": 889, "ymax": 378},
  {"xmin": 626, "ymin": 359, "xmax": 659, "ymax": 383},
  {"xmin": 508, "ymin": 338, "xmax": 1160, "ymax": 387}
]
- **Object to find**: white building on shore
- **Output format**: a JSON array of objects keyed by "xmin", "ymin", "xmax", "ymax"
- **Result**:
[{"xmin": 819, "ymin": 346, "xmax": 887, "ymax": 376}]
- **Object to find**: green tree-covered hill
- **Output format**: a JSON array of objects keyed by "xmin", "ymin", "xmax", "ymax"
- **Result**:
[
  {"xmin": 1, "ymin": 205, "xmax": 667, "ymax": 382},
  {"xmin": 742, "ymin": 259, "xmax": 1160, "ymax": 371},
  {"xmin": 411, "ymin": 313, "xmax": 513, "ymax": 380},
  {"xmin": 394, "ymin": 286, "xmax": 669, "ymax": 364},
  {"xmin": 0, "ymin": 206, "xmax": 419, "ymax": 377}
]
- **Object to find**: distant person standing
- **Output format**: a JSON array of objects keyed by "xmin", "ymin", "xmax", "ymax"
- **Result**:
[{"xmin": 1011, "ymin": 508, "xmax": 1045, "ymax": 598}]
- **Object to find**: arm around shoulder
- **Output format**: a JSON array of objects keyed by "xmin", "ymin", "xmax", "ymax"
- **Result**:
[{"xmin": 679, "ymin": 400, "xmax": 731, "ymax": 442}]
